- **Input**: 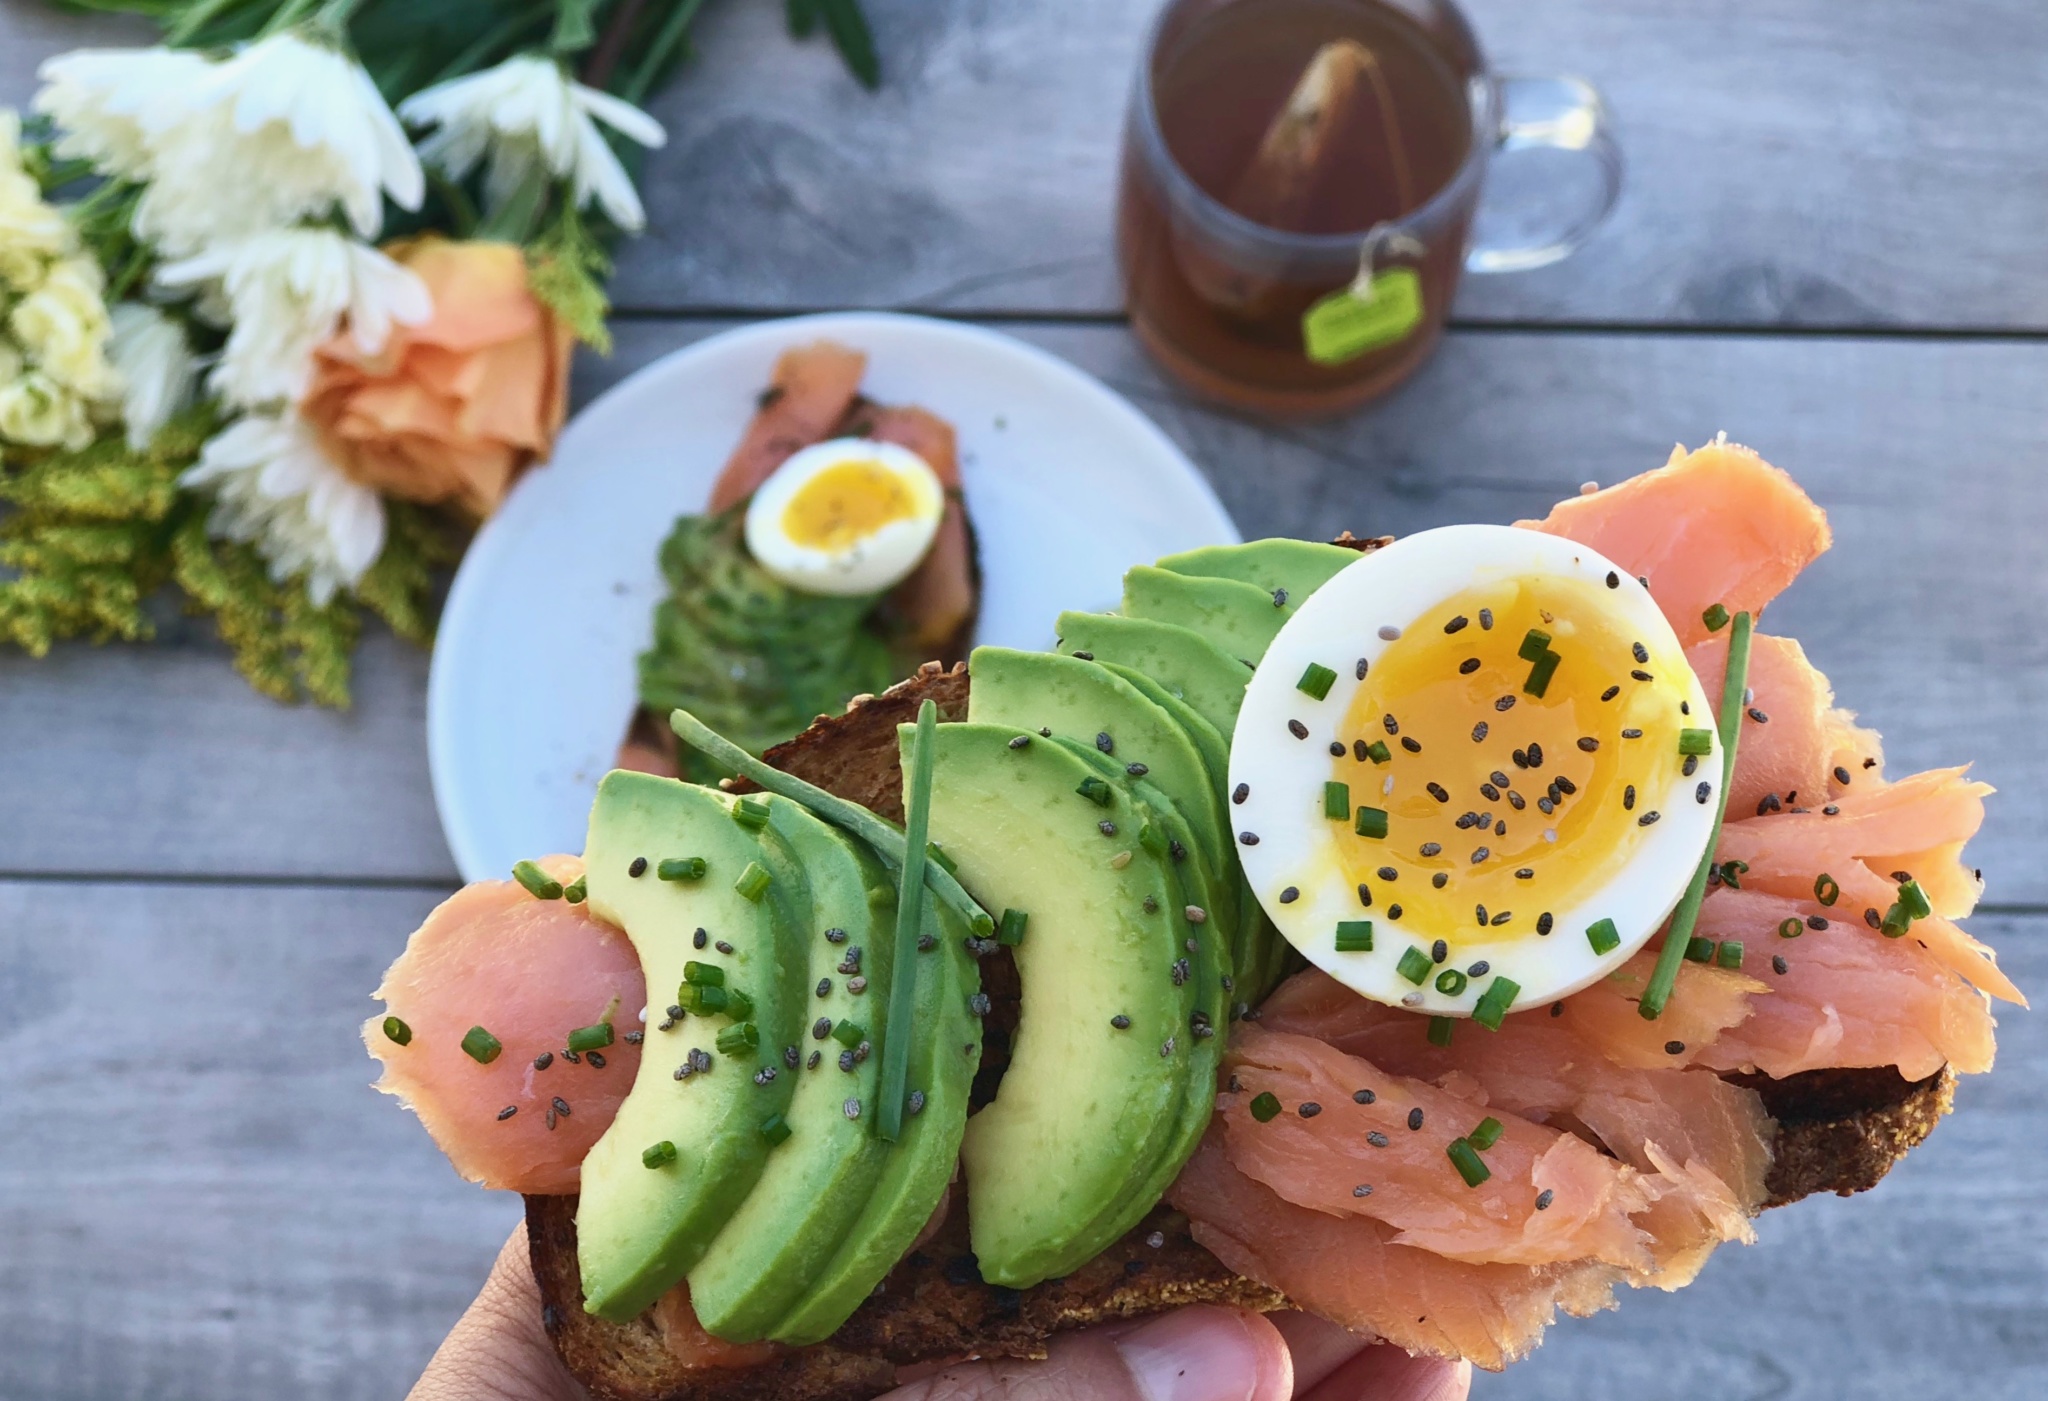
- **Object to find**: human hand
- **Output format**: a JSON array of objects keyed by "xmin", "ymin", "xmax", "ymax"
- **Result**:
[{"xmin": 409, "ymin": 1226, "xmax": 1473, "ymax": 1401}]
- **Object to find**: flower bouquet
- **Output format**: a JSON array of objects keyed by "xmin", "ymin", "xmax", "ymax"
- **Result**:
[{"xmin": 0, "ymin": 0, "xmax": 877, "ymax": 703}]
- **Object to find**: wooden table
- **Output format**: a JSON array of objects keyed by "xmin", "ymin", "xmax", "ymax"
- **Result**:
[{"xmin": 3, "ymin": 2, "xmax": 2043, "ymax": 1397}]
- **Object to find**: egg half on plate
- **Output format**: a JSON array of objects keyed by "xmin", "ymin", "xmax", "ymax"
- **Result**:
[
  {"xmin": 744, "ymin": 437, "xmax": 946, "ymax": 595},
  {"xmin": 1230, "ymin": 525, "xmax": 1720, "ymax": 1017}
]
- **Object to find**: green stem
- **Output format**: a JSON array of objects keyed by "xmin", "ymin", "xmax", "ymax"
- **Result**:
[
  {"xmin": 258, "ymin": 0, "xmax": 321, "ymax": 38},
  {"xmin": 874, "ymin": 699, "xmax": 937, "ymax": 1142},
  {"xmin": 619, "ymin": 0, "xmax": 703, "ymax": 104},
  {"xmin": 1639, "ymin": 610, "xmax": 1753, "ymax": 1020},
  {"xmin": 473, "ymin": 162, "xmax": 552, "ymax": 241},
  {"xmin": 166, "ymin": 0, "xmax": 252, "ymax": 45},
  {"xmin": 667, "ymin": 705, "xmax": 993, "ymax": 937}
]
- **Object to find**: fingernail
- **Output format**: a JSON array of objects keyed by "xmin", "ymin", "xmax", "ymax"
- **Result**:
[{"xmin": 1117, "ymin": 1306, "xmax": 1276, "ymax": 1401}]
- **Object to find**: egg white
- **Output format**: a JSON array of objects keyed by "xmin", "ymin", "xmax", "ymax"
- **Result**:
[
  {"xmin": 1227, "ymin": 525, "xmax": 1719, "ymax": 1016},
  {"xmin": 744, "ymin": 438, "xmax": 945, "ymax": 596}
]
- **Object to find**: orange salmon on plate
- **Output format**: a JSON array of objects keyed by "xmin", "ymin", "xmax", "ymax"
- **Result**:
[{"xmin": 366, "ymin": 439, "xmax": 2018, "ymax": 1397}]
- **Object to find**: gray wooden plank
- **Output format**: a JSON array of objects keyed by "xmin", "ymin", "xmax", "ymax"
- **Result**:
[
  {"xmin": 3, "ymin": 319, "xmax": 2043, "ymax": 906},
  {"xmin": 5, "ymin": 0, "xmax": 2048, "ymax": 328},
  {"xmin": 2, "ymin": 878, "xmax": 2038, "ymax": 1401}
]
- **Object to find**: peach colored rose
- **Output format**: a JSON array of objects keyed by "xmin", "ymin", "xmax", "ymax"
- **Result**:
[{"xmin": 301, "ymin": 237, "xmax": 570, "ymax": 517}]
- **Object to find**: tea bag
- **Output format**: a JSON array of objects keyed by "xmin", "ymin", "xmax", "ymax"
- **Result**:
[{"xmin": 1176, "ymin": 38, "xmax": 1415, "ymax": 319}]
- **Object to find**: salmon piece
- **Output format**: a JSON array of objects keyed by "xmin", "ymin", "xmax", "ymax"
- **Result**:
[
  {"xmin": 1688, "ymin": 633, "xmax": 1836, "ymax": 820},
  {"xmin": 1714, "ymin": 767, "xmax": 2018, "ymax": 1003},
  {"xmin": 1559, "ymin": 952, "xmax": 1764, "ymax": 1072},
  {"xmin": 861, "ymin": 404, "xmax": 976, "ymax": 655},
  {"xmin": 1223, "ymin": 1028, "xmax": 1659, "ymax": 1271},
  {"xmin": 707, "ymin": 340, "xmax": 869, "ymax": 513},
  {"xmin": 1520, "ymin": 439, "xmax": 1831, "ymax": 647},
  {"xmin": 1170, "ymin": 1130, "xmax": 1622, "ymax": 1371},
  {"xmin": 366, "ymin": 857, "xmax": 646, "ymax": 1194},
  {"xmin": 1253, "ymin": 972, "xmax": 1768, "ymax": 1285},
  {"xmin": 1689, "ymin": 887, "xmax": 1996, "ymax": 1079},
  {"xmin": 648, "ymin": 1284, "xmax": 780, "ymax": 1372}
]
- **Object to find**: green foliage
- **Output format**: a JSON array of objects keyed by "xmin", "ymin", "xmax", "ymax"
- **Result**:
[
  {"xmin": 356, "ymin": 499, "xmax": 464, "ymax": 647},
  {"xmin": 169, "ymin": 515, "xmax": 361, "ymax": 707},
  {"xmin": 638, "ymin": 511, "xmax": 907, "ymax": 782},
  {"xmin": 527, "ymin": 201, "xmax": 614, "ymax": 353}
]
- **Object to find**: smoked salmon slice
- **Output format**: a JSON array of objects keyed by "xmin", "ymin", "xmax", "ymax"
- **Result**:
[
  {"xmin": 859, "ymin": 404, "xmax": 977, "ymax": 654},
  {"xmin": 366, "ymin": 856, "xmax": 646, "ymax": 1194},
  {"xmin": 707, "ymin": 340, "xmax": 869, "ymax": 513},
  {"xmin": 1520, "ymin": 439, "xmax": 1832, "ymax": 648}
]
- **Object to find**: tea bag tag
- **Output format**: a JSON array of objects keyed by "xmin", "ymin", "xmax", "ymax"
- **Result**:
[{"xmin": 1302, "ymin": 227, "xmax": 1425, "ymax": 367}]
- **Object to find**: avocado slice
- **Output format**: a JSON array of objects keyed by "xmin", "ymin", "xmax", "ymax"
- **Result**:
[
  {"xmin": 965, "ymin": 647, "xmax": 1226, "ymax": 874},
  {"xmin": 1122, "ymin": 565, "xmax": 1295, "ymax": 666},
  {"xmin": 773, "ymin": 890, "xmax": 982, "ymax": 1344},
  {"xmin": 923, "ymin": 723, "xmax": 1188, "ymax": 1287},
  {"xmin": 1053, "ymin": 612, "xmax": 1252, "ymax": 739},
  {"xmin": 577, "ymin": 773, "xmax": 809, "ymax": 1321},
  {"xmin": 1155, "ymin": 539, "xmax": 1359, "ymax": 606},
  {"xmin": 685, "ymin": 801, "xmax": 899, "ymax": 1342}
]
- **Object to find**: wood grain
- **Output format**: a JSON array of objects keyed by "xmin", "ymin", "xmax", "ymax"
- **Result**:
[{"xmin": 1, "ymin": 879, "xmax": 2037, "ymax": 1401}]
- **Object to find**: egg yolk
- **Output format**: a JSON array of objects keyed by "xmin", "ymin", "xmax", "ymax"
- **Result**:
[
  {"xmin": 780, "ymin": 460, "xmax": 921, "ymax": 552},
  {"xmin": 1329, "ymin": 573, "xmax": 1694, "ymax": 946}
]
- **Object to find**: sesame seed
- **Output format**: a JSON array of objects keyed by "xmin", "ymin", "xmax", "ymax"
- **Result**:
[
  {"xmin": 1427, "ymin": 782, "xmax": 1450, "ymax": 802},
  {"xmin": 1419, "ymin": 842, "xmax": 1442, "ymax": 857},
  {"xmin": 1008, "ymin": 734, "xmax": 1030, "ymax": 749},
  {"xmin": 1471, "ymin": 846, "xmax": 1491, "ymax": 863},
  {"xmin": 1773, "ymin": 954, "xmax": 1789, "ymax": 975},
  {"xmin": 817, "ymin": 978, "xmax": 832, "ymax": 997},
  {"xmin": 1834, "ymin": 765, "xmax": 1853, "ymax": 785},
  {"xmin": 1129, "ymin": 761, "xmax": 1151, "ymax": 776},
  {"xmin": 839, "ymin": 1049, "xmax": 857, "ymax": 1072},
  {"xmin": 1632, "ymin": 641, "xmax": 1649, "ymax": 663},
  {"xmin": 545, "ymin": 1109, "xmax": 557, "ymax": 1130},
  {"xmin": 1432, "ymin": 939, "xmax": 1448, "ymax": 962},
  {"xmin": 1621, "ymin": 727, "xmax": 1643, "ymax": 739},
  {"xmin": 497, "ymin": 1105, "xmax": 517, "ymax": 1121},
  {"xmin": 552, "ymin": 1097, "xmax": 572, "ymax": 1117},
  {"xmin": 1495, "ymin": 695, "xmax": 1517, "ymax": 712},
  {"xmin": 715, "ymin": 940, "xmax": 735, "ymax": 955},
  {"xmin": 1387, "ymin": 904, "xmax": 1403, "ymax": 919},
  {"xmin": 1353, "ymin": 1183, "xmax": 1374, "ymax": 1197},
  {"xmin": 1240, "ymin": 831, "xmax": 1260, "ymax": 846},
  {"xmin": 1279, "ymin": 886, "xmax": 1299, "ymax": 904},
  {"xmin": 1664, "ymin": 1040, "xmax": 1685, "ymax": 1055},
  {"xmin": 844, "ymin": 1098, "xmax": 863, "ymax": 1120},
  {"xmin": 1638, "ymin": 811, "xmax": 1661, "ymax": 826},
  {"xmin": 1623, "ymin": 785, "xmax": 1636, "ymax": 811},
  {"xmin": 969, "ymin": 992, "xmax": 992, "ymax": 1016},
  {"xmin": 1160, "ymin": 1037, "xmax": 1176, "ymax": 1057},
  {"xmin": 1697, "ymin": 782, "xmax": 1712, "ymax": 803},
  {"xmin": 1367, "ymin": 1130, "xmax": 1390, "ymax": 1147},
  {"xmin": 1378, "ymin": 865, "xmax": 1399, "ymax": 881},
  {"xmin": 1401, "ymin": 736, "xmax": 1422, "ymax": 753},
  {"xmin": 754, "ymin": 1067, "xmax": 777, "ymax": 1085},
  {"xmin": 1354, "ymin": 1088, "xmax": 1377, "ymax": 1104},
  {"xmin": 1479, "ymin": 609, "xmax": 1494, "ymax": 629},
  {"xmin": 1408, "ymin": 1108, "xmax": 1425, "ymax": 1130},
  {"xmin": 1460, "ymin": 657, "xmax": 1481, "ymax": 675},
  {"xmin": 1353, "ymin": 739, "xmax": 1371, "ymax": 762},
  {"xmin": 560, "ymin": 1049, "xmax": 581, "ymax": 1065},
  {"xmin": 1807, "ymin": 915, "xmax": 1829, "ymax": 930},
  {"xmin": 1481, "ymin": 782, "xmax": 1501, "ymax": 801},
  {"xmin": 847, "ymin": 976, "xmax": 868, "ymax": 994},
  {"xmin": 1683, "ymin": 754, "xmax": 1699, "ymax": 777},
  {"xmin": 1328, "ymin": 742, "xmax": 1344, "ymax": 757},
  {"xmin": 1474, "ymin": 904, "xmax": 1488, "ymax": 925},
  {"xmin": 1507, "ymin": 791, "xmax": 1526, "ymax": 811},
  {"xmin": 1432, "ymin": 872, "xmax": 1448, "ymax": 888},
  {"xmin": 1749, "ymin": 708, "xmax": 1770, "ymax": 724},
  {"xmin": 587, "ymin": 1051, "xmax": 607, "ymax": 1069},
  {"xmin": 1823, "ymin": 804, "xmax": 1840, "ymax": 815},
  {"xmin": 1379, "ymin": 625, "xmax": 1402, "ymax": 641},
  {"xmin": 1187, "ymin": 904, "xmax": 1209, "ymax": 923},
  {"xmin": 1469, "ymin": 960, "xmax": 1490, "ymax": 976},
  {"xmin": 1543, "ymin": 829, "xmax": 1558, "ymax": 843},
  {"xmin": 1538, "ymin": 796, "xmax": 1555, "ymax": 813},
  {"xmin": 1111, "ymin": 1014, "xmax": 1131, "ymax": 1029},
  {"xmin": 826, "ymin": 927, "xmax": 848, "ymax": 943},
  {"xmin": 1577, "ymin": 736, "xmax": 1600, "ymax": 753},
  {"xmin": 693, "ymin": 928, "xmax": 708, "ymax": 949},
  {"xmin": 1299, "ymin": 1102, "xmax": 1323, "ymax": 1118},
  {"xmin": 1757, "ymin": 793, "xmax": 1782, "ymax": 816},
  {"xmin": 1605, "ymin": 571, "xmax": 1620, "ymax": 588},
  {"xmin": 1288, "ymin": 719, "xmax": 1308, "ymax": 739},
  {"xmin": 1515, "ymin": 867, "xmax": 1534, "ymax": 880},
  {"xmin": 1099, "ymin": 820, "xmax": 1118, "ymax": 836},
  {"xmin": 628, "ymin": 856, "xmax": 648, "ymax": 878},
  {"xmin": 1600, "ymin": 685, "xmax": 1620, "ymax": 701},
  {"xmin": 1445, "ymin": 615, "xmax": 1470, "ymax": 634},
  {"xmin": 1536, "ymin": 1189, "xmax": 1555, "ymax": 1210},
  {"xmin": 1383, "ymin": 714, "xmax": 1400, "ymax": 735},
  {"xmin": 534, "ymin": 1052, "xmax": 554, "ymax": 1070},
  {"xmin": 1233, "ymin": 783, "xmax": 1249, "ymax": 804},
  {"xmin": 1471, "ymin": 721, "xmax": 1489, "ymax": 742}
]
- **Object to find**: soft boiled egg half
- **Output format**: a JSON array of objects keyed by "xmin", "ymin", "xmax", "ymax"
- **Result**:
[
  {"xmin": 744, "ymin": 438, "xmax": 945, "ymax": 596},
  {"xmin": 1230, "ymin": 525, "xmax": 1720, "ymax": 1018}
]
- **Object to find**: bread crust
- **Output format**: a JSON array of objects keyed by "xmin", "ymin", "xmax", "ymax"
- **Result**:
[{"xmin": 554, "ymin": 666, "xmax": 1956, "ymax": 1400}]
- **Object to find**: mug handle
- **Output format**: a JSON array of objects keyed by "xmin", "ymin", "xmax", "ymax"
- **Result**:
[{"xmin": 1465, "ymin": 75, "xmax": 1622, "ymax": 275}]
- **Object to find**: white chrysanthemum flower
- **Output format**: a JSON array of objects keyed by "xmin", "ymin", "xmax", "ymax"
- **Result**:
[
  {"xmin": 400, "ymin": 54, "xmax": 666, "ymax": 231},
  {"xmin": 1, "ymin": 109, "xmax": 77, "ymax": 290},
  {"xmin": 33, "ymin": 47, "xmax": 213, "ymax": 182},
  {"xmin": 107, "ymin": 302, "xmax": 198, "ymax": 449},
  {"xmin": 10, "ymin": 255, "xmax": 118, "ymax": 399},
  {"xmin": 0, "ymin": 367, "xmax": 95, "ymax": 450},
  {"xmin": 98, "ymin": 34, "xmax": 424, "ymax": 256},
  {"xmin": 183, "ymin": 412, "xmax": 387, "ymax": 604},
  {"xmin": 155, "ymin": 228, "xmax": 431, "ymax": 409}
]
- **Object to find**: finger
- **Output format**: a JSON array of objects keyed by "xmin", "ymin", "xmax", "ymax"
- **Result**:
[
  {"xmin": 1301, "ymin": 1342, "xmax": 1471, "ymax": 1401},
  {"xmin": 884, "ymin": 1304, "xmax": 1293, "ymax": 1401},
  {"xmin": 1268, "ymin": 1311, "xmax": 1372, "ymax": 1395},
  {"xmin": 408, "ymin": 1225, "xmax": 587, "ymax": 1401}
]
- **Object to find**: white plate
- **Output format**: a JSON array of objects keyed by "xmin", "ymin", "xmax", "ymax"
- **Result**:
[{"xmin": 429, "ymin": 312, "xmax": 1239, "ymax": 883}]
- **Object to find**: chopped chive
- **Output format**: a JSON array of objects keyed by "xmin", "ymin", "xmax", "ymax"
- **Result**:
[
  {"xmin": 1469, "ymin": 1116, "xmax": 1504, "ymax": 1150},
  {"xmin": 684, "ymin": 961, "xmax": 726, "ymax": 987},
  {"xmin": 1249, "ymin": 1091, "xmax": 1283, "ymax": 1122},
  {"xmin": 1703, "ymin": 603, "xmax": 1731, "ymax": 632},
  {"xmin": 1585, "ymin": 918, "xmax": 1620, "ymax": 955},
  {"xmin": 668, "ymin": 707, "xmax": 993, "ymax": 937},
  {"xmin": 1881, "ymin": 903, "xmax": 1912, "ymax": 938},
  {"xmin": 1396, "ymin": 946, "xmax": 1433, "ymax": 984},
  {"xmin": 512, "ymin": 861, "xmax": 563, "ymax": 900},
  {"xmin": 1472, "ymin": 976, "xmax": 1520, "ymax": 1030},
  {"xmin": 1897, "ymin": 879, "xmax": 1932, "ymax": 920},
  {"xmin": 997, "ymin": 908, "xmax": 1029, "ymax": 947},
  {"xmin": 1517, "ymin": 628, "xmax": 1553, "ymax": 662},
  {"xmin": 1678, "ymin": 728, "xmax": 1715, "ymax": 757},
  {"xmin": 566, "ymin": 1022, "xmax": 614, "ymax": 1053},
  {"xmin": 460, "ymin": 1026, "xmax": 502, "ymax": 1064},
  {"xmin": 925, "ymin": 842, "xmax": 958, "ymax": 876},
  {"xmin": 381, "ymin": 1015, "xmax": 412, "ymax": 1046},
  {"xmin": 1684, "ymin": 935, "xmax": 1715, "ymax": 963},
  {"xmin": 1334, "ymin": 920, "xmax": 1373, "ymax": 952},
  {"xmin": 877, "ymin": 700, "xmax": 939, "ymax": 1143},
  {"xmin": 1427, "ymin": 1016, "xmax": 1454, "ymax": 1046},
  {"xmin": 732, "ymin": 796, "xmax": 770, "ymax": 829},
  {"xmin": 682, "ymin": 984, "xmax": 728, "ymax": 1014},
  {"xmin": 1324, "ymin": 781, "xmax": 1351, "ymax": 820},
  {"xmin": 1779, "ymin": 918, "xmax": 1803, "ymax": 939},
  {"xmin": 733, "ymin": 862, "xmax": 771, "ymax": 901},
  {"xmin": 657, "ymin": 857, "xmax": 707, "ymax": 882},
  {"xmin": 716, "ymin": 1022, "xmax": 759, "ymax": 1054},
  {"xmin": 563, "ymin": 874, "xmax": 588, "ymax": 904},
  {"xmin": 1137, "ymin": 820, "xmax": 1168, "ymax": 856},
  {"xmin": 1716, "ymin": 940, "xmax": 1745, "ymax": 969},
  {"xmin": 1076, "ymin": 776, "xmax": 1114, "ymax": 807},
  {"xmin": 642, "ymin": 1140, "xmax": 678, "ymax": 1168},
  {"xmin": 1814, "ymin": 873, "xmax": 1840, "ymax": 906},
  {"xmin": 832, "ymin": 1019, "xmax": 867, "ymax": 1047},
  {"xmin": 1365, "ymin": 739, "xmax": 1392, "ymax": 765},
  {"xmin": 1447, "ymin": 1139, "xmax": 1492, "ymax": 1187},
  {"xmin": 1297, "ymin": 662, "xmax": 1338, "ymax": 700},
  {"xmin": 1354, "ymin": 806, "xmax": 1389, "ymax": 839},
  {"xmin": 1523, "ymin": 650, "xmax": 1561, "ymax": 698},
  {"xmin": 1640, "ymin": 611, "xmax": 1752, "ymax": 1020},
  {"xmin": 1434, "ymin": 968, "xmax": 1468, "ymax": 996},
  {"xmin": 725, "ymin": 989, "xmax": 754, "ymax": 1020},
  {"xmin": 760, "ymin": 1113, "xmax": 791, "ymax": 1145}
]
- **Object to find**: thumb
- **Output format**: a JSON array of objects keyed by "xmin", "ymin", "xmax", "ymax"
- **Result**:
[{"xmin": 882, "ymin": 1305, "xmax": 1293, "ymax": 1401}]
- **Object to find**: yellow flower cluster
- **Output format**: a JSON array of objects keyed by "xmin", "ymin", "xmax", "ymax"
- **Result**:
[{"xmin": 0, "ymin": 110, "xmax": 118, "ymax": 451}]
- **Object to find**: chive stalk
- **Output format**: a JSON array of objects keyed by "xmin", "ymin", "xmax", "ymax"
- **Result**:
[
  {"xmin": 1469, "ymin": 1116, "xmax": 1504, "ymax": 1150},
  {"xmin": 565, "ymin": 1021, "xmax": 614, "ymax": 1052},
  {"xmin": 1640, "ymin": 610, "xmax": 1753, "ymax": 1019},
  {"xmin": 1333, "ymin": 920, "xmax": 1373, "ymax": 952},
  {"xmin": 667, "ymin": 707, "xmax": 993, "ymax": 936},
  {"xmin": 381, "ymin": 1015, "xmax": 412, "ymax": 1046},
  {"xmin": 876, "ymin": 699, "xmax": 939, "ymax": 1143},
  {"xmin": 512, "ymin": 861, "xmax": 563, "ymax": 900},
  {"xmin": 1447, "ymin": 1138, "xmax": 1491, "ymax": 1187}
]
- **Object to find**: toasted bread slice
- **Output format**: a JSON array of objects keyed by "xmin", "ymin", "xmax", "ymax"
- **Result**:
[{"xmin": 532, "ymin": 663, "xmax": 1954, "ymax": 1401}]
